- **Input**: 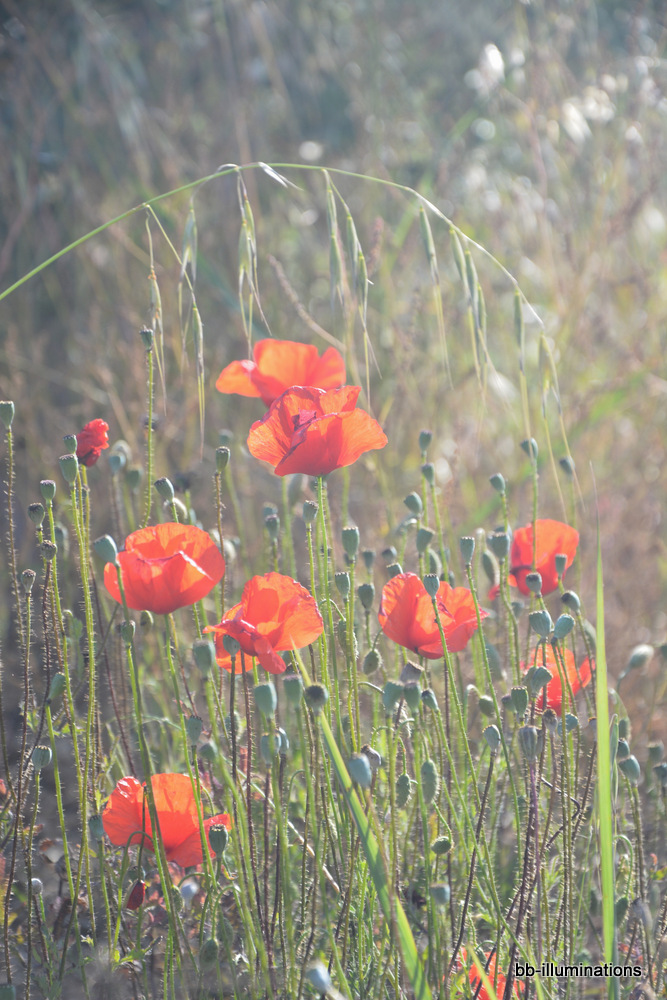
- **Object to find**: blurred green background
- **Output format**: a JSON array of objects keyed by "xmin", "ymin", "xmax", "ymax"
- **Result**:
[{"xmin": 1, "ymin": 0, "xmax": 667, "ymax": 731}]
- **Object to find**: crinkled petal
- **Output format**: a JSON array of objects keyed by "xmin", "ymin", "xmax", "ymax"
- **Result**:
[{"xmin": 215, "ymin": 359, "xmax": 261, "ymax": 397}]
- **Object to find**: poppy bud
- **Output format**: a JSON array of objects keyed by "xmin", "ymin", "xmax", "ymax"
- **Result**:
[
  {"xmin": 120, "ymin": 620, "xmax": 136, "ymax": 645},
  {"xmin": 396, "ymin": 772, "xmax": 412, "ymax": 808},
  {"xmin": 529, "ymin": 610, "xmax": 553, "ymax": 638},
  {"xmin": 483, "ymin": 724, "xmax": 501, "ymax": 752},
  {"xmin": 31, "ymin": 878, "xmax": 43, "ymax": 896},
  {"xmin": 32, "ymin": 745, "xmax": 52, "ymax": 771},
  {"xmin": 108, "ymin": 452, "xmax": 125, "ymax": 475},
  {"xmin": 88, "ymin": 814, "xmax": 105, "ymax": 841},
  {"xmin": 126, "ymin": 466, "xmax": 142, "ymax": 491},
  {"xmin": 59, "ymin": 454, "xmax": 78, "ymax": 485},
  {"xmin": 208, "ymin": 823, "xmax": 229, "ymax": 856},
  {"xmin": 334, "ymin": 572, "xmax": 350, "ymax": 599},
  {"xmin": 362, "ymin": 648, "xmax": 382, "ymax": 675},
  {"xmin": 561, "ymin": 590, "xmax": 580, "ymax": 612},
  {"xmin": 63, "ymin": 433, "xmax": 77, "ymax": 454},
  {"xmin": 421, "ymin": 688, "xmax": 439, "ymax": 711},
  {"xmin": 403, "ymin": 681, "xmax": 422, "ymax": 712},
  {"xmin": 357, "ymin": 582, "xmax": 375, "ymax": 610},
  {"xmin": 386, "ymin": 562, "xmax": 402, "ymax": 579},
  {"xmin": 618, "ymin": 755, "xmax": 641, "ymax": 784},
  {"xmin": 304, "ymin": 961, "xmax": 332, "ymax": 994},
  {"xmin": 422, "ymin": 574, "xmax": 440, "ymax": 598},
  {"xmin": 559, "ymin": 456, "xmax": 575, "ymax": 478},
  {"xmin": 518, "ymin": 725, "xmax": 539, "ymax": 761},
  {"xmin": 485, "ymin": 641, "xmax": 504, "ymax": 681},
  {"xmin": 260, "ymin": 732, "xmax": 281, "ymax": 764},
  {"xmin": 648, "ymin": 741, "xmax": 664, "ymax": 764},
  {"xmin": 478, "ymin": 695, "xmax": 495, "ymax": 718},
  {"xmin": 304, "ymin": 683, "xmax": 329, "ymax": 715},
  {"xmin": 488, "ymin": 531, "xmax": 509, "ymax": 561},
  {"xmin": 653, "ymin": 762, "xmax": 667, "ymax": 788},
  {"xmin": 381, "ymin": 546, "xmax": 397, "ymax": 564},
  {"xmin": 489, "ymin": 473, "xmax": 506, "ymax": 494},
  {"xmin": 265, "ymin": 513, "xmax": 280, "ymax": 541},
  {"xmin": 553, "ymin": 614, "xmax": 575, "ymax": 640},
  {"xmin": 140, "ymin": 610, "xmax": 153, "ymax": 630},
  {"xmin": 154, "ymin": 476, "xmax": 175, "ymax": 502},
  {"xmin": 459, "ymin": 536, "xmax": 475, "ymax": 565},
  {"xmin": 618, "ymin": 718, "xmax": 631, "ymax": 740},
  {"xmin": 554, "ymin": 553, "xmax": 567, "ymax": 578},
  {"xmin": 526, "ymin": 665, "xmax": 553, "ymax": 699},
  {"xmin": 93, "ymin": 534, "xmax": 119, "ymax": 567},
  {"xmin": 520, "ymin": 438, "xmax": 538, "ymax": 461},
  {"xmin": 0, "ymin": 401, "xmax": 15, "ymax": 430},
  {"xmin": 254, "ymin": 682, "xmax": 277, "ymax": 717},
  {"xmin": 193, "ymin": 639, "xmax": 216, "ymax": 677},
  {"xmin": 27, "ymin": 502, "xmax": 45, "ymax": 526},
  {"xmin": 510, "ymin": 686, "xmax": 529, "ymax": 718},
  {"xmin": 41, "ymin": 541, "xmax": 57, "ymax": 563},
  {"xmin": 139, "ymin": 327, "xmax": 154, "ymax": 350},
  {"xmin": 21, "ymin": 570, "xmax": 36, "ymax": 594},
  {"xmin": 222, "ymin": 635, "xmax": 241, "ymax": 657},
  {"xmin": 302, "ymin": 500, "xmax": 318, "ymax": 524},
  {"xmin": 199, "ymin": 938, "xmax": 219, "ymax": 969},
  {"xmin": 199, "ymin": 741, "xmax": 218, "ymax": 763},
  {"xmin": 524, "ymin": 572, "xmax": 543, "ymax": 596},
  {"xmin": 418, "ymin": 429, "xmax": 433, "ymax": 453},
  {"xmin": 283, "ymin": 673, "xmax": 304, "ymax": 705},
  {"xmin": 342, "ymin": 526, "xmax": 360, "ymax": 560},
  {"xmin": 362, "ymin": 548, "xmax": 375, "ymax": 571},
  {"xmin": 185, "ymin": 715, "xmax": 203, "ymax": 746},
  {"xmin": 404, "ymin": 492, "xmax": 423, "ymax": 516},
  {"xmin": 420, "ymin": 759, "xmax": 439, "ymax": 804},
  {"xmin": 382, "ymin": 680, "xmax": 404, "ymax": 713},
  {"xmin": 348, "ymin": 753, "xmax": 372, "ymax": 788},
  {"xmin": 431, "ymin": 832, "xmax": 452, "ymax": 856},
  {"xmin": 617, "ymin": 739, "xmax": 630, "ymax": 760},
  {"xmin": 421, "ymin": 462, "xmax": 435, "ymax": 486},
  {"xmin": 430, "ymin": 883, "xmax": 451, "ymax": 907},
  {"xmin": 215, "ymin": 447, "xmax": 230, "ymax": 474},
  {"xmin": 416, "ymin": 527, "xmax": 434, "ymax": 554},
  {"xmin": 48, "ymin": 673, "xmax": 66, "ymax": 703},
  {"xmin": 558, "ymin": 714, "xmax": 579, "ymax": 737},
  {"xmin": 40, "ymin": 479, "xmax": 56, "ymax": 502}
]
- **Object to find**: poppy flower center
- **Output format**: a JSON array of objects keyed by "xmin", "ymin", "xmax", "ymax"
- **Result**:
[{"xmin": 292, "ymin": 409, "xmax": 318, "ymax": 431}]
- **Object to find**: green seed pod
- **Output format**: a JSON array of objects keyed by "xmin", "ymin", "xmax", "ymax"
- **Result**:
[
  {"xmin": 561, "ymin": 590, "xmax": 581, "ymax": 613},
  {"xmin": 27, "ymin": 502, "xmax": 45, "ymax": 526},
  {"xmin": 362, "ymin": 548, "xmax": 375, "ymax": 570},
  {"xmin": 483, "ymin": 725, "xmax": 501, "ymax": 752},
  {"xmin": 481, "ymin": 550, "xmax": 497, "ymax": 585},
  {"xmin": 222, "ymin": 634, "xmax": 240, "ymax": 657},
  {"xmin": 422, "ymin": 574, "xmax": 440, "ymax": 598},
  {"xmin": 421, "ymin": 688, "xmax": 439, "ymax": 712},
  {"xmin": 93, "ymin": 534, "xmax": 119, "ymax": 566},
  {"xmin": 254, "ymin": 682, "xmax": 277, "ymax": 717},
  {"xmin": 420, "ymin": 758, "xmax": 439, "ymax": 804},
  {"xmin": 302, "ymin": 500, "xmax": 318, "ymax": 523},
  {"xmin": 381, "ymin": 546, "xmax": 397, "ymax": 564},
  {"xmin": 264, "ymin": 513, "xmax": 280, "ymax": 541},
  {"xmin": 40, "ymin": 479, "xmax": 56, "ymax": 502},
  {"xmin": 386, "ymin": 562, "xmax": 402, "ymax": 579},
  {"xmin": 357, "ymin": 582, "xmax": 375, "ymax": 610},
  {"xmin": 421, "ymin": 462, "xmax": 435, "ymax": 486},
  {"xmin": 185, "ymin": 715, "xmax": 203, "ymax": 746},
  {"xmin": 518, "ymin": 725, "xmax": 539, "ymax": 761},
  {"xmin": 648, "ymin": 741, "xmax": 664, "ymax": 764},
  {"xmin": 348, "ymin": 753, "xmax": 372, "ymax": 788},
  {"xmin": 459, "ymin": 536, "xmax": 475, "ymax": 565},
  {"xmin": 489, "ymin": 473, "xmax": 506, "ymax": 494},
  {"xmin": 59, "ymin": 453, "xmax": 78, "ymax": 484},
  {"xmin": 41, "ymin": 540, "xmax": 57, "ymax": 562},
  {"xmin": 529, "ymin": 610, "xmax": 552, "ymax": 638},
  {"xmin": 416, "ymin": 527, "xmax": 434, "ymax": 554},
  {"xmin": 478, "ymin": 695, "xmax": 495, "ymax": 718},
  {"xmin": 199, "ymin": 741, "xmax": 218, "ymax": 763},
  {"xmin": 48, "ymin": 673, "xmax": 66, "ymax": 703},
  {"xmin": 120, "ymin": 620, "xmax": 136, "ymax": 645},
  {"xmin": 0, "ymin": 401, "xmax": 15, "ymax": 430},
  {"xmin": 618, "ymin": 718, "xmax": 631, "ymax": 741},
  {"xmin": 653, "ymin": 762, "xmax": 667, "ymax": 788},
  {"xmin": 88, "ymin": 814, "xmax": 105, "ymax": 841},
  {"xmin": 215, "ymin": 446, "xmax": 230, "ymax": 474},
  {"xmin": 553, "ymin": 614, "xmax": 575, "ymax": 640},
  {"xmin": 554, "ymin": 553, "xmax": 567, "ymax": 578},
  {"xmin": 154, "ymin": 476, "xmax": 175, "ymax": 502},
  {"xmin": 520, "ymin": 437, "xmax": 538, "ymax": 461},
  {"xmin": 277, "ymin": 727, "xmax": 289, "ymax": 754},
  {"xmin": 525, "ymin": 572, "xmax": 543, "ymax": 596},
  {"xmin": 404, "ymin": 492, "xmax": 423, "ymax": 516},
  {"xmin": 342, "ymin": 526, "xmax": 360, "ymax": 560},
  {"xmin": 283, "ymin": 673, "xmax": 304, "ymax": 706},
  {"xmin": 208, "ymin": 823, "xmax": 229, "ymax": 856},
  {"xmin": 526, "ymin": 665, "xmax": 553, "ymax": 699},
  {"xmin": 403, "ymin": 681, "xmax": 422, "ymax": 712},
  {"xmin": 418, "ymin": 429, "xmax": 433, "ymax": 453},
  {"xmin": 32, "ymin": 745, "xmax": 52, "ymax": 771},
  {"xmin": 304, "ymin": 683, "xmax": 329, "ymax": 715},
  {"xmin": 334, "ymin": 572, "xmax": 350, "ymax": 599},
  {"xmin": 488, "ymin": 532, "xmax": 509, "ymax": 561},
  {"xmin": 199, "ymin": 938, "xmax": 219, "ymax": 969},
  {"xmin": 396, "ymin": 772, "xmax": 412, "ymax": 808},
  {"xmin": 510, "ymin": 686, "xmax": 529, "ymax": 718},
  {"xmin": 382, "ymin": 680, "xmax": 404, "ymax": 713},
  {"xmin": 542, "ymin": 708, "xmax": 558, "ymax": 735},
  {"xmin": 431, "ymin": 832, "xmax": 452, "ymax": 856},
  {"xmin": 21, "ymin": 569, "xmax": 36, "ymax": 594},
  {"xmin": 618, "ymin": 755, "xmax": 641, "ymax": 784},
  {"xmin": 617, "ymin": 739, "xmax": 630, "ymax": 761},
  {"xmin": 362, "ymin": 648, "xmax": 382, "ymax": 675},
  {"xmin": 260, "ymin": 732, "xmax": 281, "ymax": 764},
  {"xmin": 193, "ymin": 639, "xmax": 216, "ymax": 677},
  {"xmin": 0, "ymin": 983, "xmax": 17, "ymax": 1000}
]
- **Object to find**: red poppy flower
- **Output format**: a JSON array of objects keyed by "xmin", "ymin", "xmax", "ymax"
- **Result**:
[
  {"xmin": 523, "ymin": 645, "xmax": 592, "ymax": 715},
  {"xmin": 102, "ymin": 773, "xmax": 231, "ymax": 868},
  {"xmin": 76, "ymin": 418, "xmax": 110, "ymax": 467},
  {"xmin": 503, "ymin": 519, "xmax": 579, "ymax": 596},
  {"xmin": 247, "ymin": 385, "xmax": 387, "ymax": 477},
  {"xmin": 104, "ymin": 523, "xmax": 225, "ymax": 615},
  {"xmin": 378, "ymin": 573, "xmax": 486, "ymax": 658},
  {"xmin": 205, "ymin": 572, "xmax": 324, "ymax": 674},
  {"xmin": 216, "ymin": 339, "xmax": 346, "ymax": 406}
]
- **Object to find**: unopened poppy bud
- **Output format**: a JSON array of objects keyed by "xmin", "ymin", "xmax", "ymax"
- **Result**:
[
  {"xmin": 416, "ymin": 527, "xmax": 434, "ymax": 554},
  {"xmin": 215, "ymin": 446, "xmax": 230, "ymax": 474},
  {"xmin": 518, "ymin": 725, "xmax": 539, "ymax": 761},
  {"xmin": 431, "ymin": 831, "xmax": 452, "ymax": 855},
  {"xmin": 648, "ymin": 741, "xmax": 664, "ymax": 764},
  {"xmin": 334, "ymin": 572, "xmax": 350, "ymax": 599},
  {"xmin": 396, "ymin": 772, "xmax": 412, "ymax": 808},
  {"xmin": 626, "ymin": 644, "xmax": 654, "ymax": 673},
  {"xmin": 154, "ymin": 476, "xmax": 174, "ymax": 502},
  {"xmin": 126, "ymin": 466, "xmax": 142, "ymax": 491},
  {"xmin": 88, "ymin": 814, "xmax": 105, "ymax": 841},
  {"xmin": 479, "ymin": 695, "xmax": 495, "ymax": 718},
  {"xmin": 618, "ymin": 718, "xmax": 631, "ymax": 741},
  {"xmin": 48, "ymin": 673, "xmax": 66, "ymax": 702},
  {"xmin": 302, "ymin": 500, "xmax": 318, "ymax": 524},
  {"xmin": 529, "ymin": 609, "xmax": 553, "ymax": 637},
  {"xmin": 360, "ymin": 744, "xmax": 382, "ymax": 772},
  {"xmin": 481, "ymin": 550, "xmax": 496, "ymax": 584},
  {"xmin": 0, "ymin": 401, "xmax": 15, "ymax": 430},
  {"xmin": 421, "ymin": 688, "xmax": 439, "ymax": 711},
  {"xmin": 489, "ymin": 473, "xmax": 506, "ymax": 494},
  {"xmin": 40, "ymin": 479, "xmax": 56, "ymax": 502},
  {"xmin": 510, "ymin": 686, "xmax": 529, "ymax": 718},
  {"xmin": 108, "ymin": 452, "xmax": 125, "ymax": 475},
  {"xmin": 653, "ymin": 762, "xmax": 667, "ymax": 787},
  {"xmin": 404, "ymin": 492, "xmax": 423, "ymax": 517},
  {"xmin": 139, "ymin": 327, "xmax": 154, "ymax": 350},
  {"xmin": 617, "ymin": 739, "xmax": 630, "ymax": 760},
  {"xmin": 420, "ymin": 759, "xmax": 439, "ymax": 803},
  {"xmin": 430, "ymin": 883, "xmax": 451, "ymax": 907},
  {"xmin": 260, "ymin": 732, "xmax": 281, "ymax": 764},
  {"xmin": 342, "ymin": 526, "xmax": 360, "ymax": 560},
  {"xmin": 264, "ymin": 513, "xmax": 280, "ymax": 542},
  {"xmin": 362, "ymin": 648, "xmax": 382, "ymax": 675},
  {"xmin": 199, "ymin": 741, "xmax": 218, "ymax": 763},
  {"xmin": 386, "ymin": 562, "xmax": 402, "ymax": 578},
  {"xmin": 120, "ymin": 620, "xmax": 136, "ymax": 645},
  {"xmin": 59, "ymin": 454, "xmax": 78, "ymax": 484},
  {"xmin": 222, "ymin": 635, "xmax": 241, "ymax": 657},
  {"xmin": 381, "ymin": 546, "xmax": 397, "ymax": 564},
  {"xmin": 362, "ymin": 548, "xmax": 375, "ymax": 571},
  {"xmin": 305, "ymin": 961, "xmax": 332, "ymax": 994},
  {"xmin": 525, "ymin": 572, "xmax": 543, "ymax": 596},
  {"xmin": 357, "ymin": 582, "xmax": 375, "ymax": 610},
  {"xmin": 558, "ymin": 713, "xmax": 579, "ymax": 737},
  {"xmin": 553, "ymin": 614, "xmax": 575, "ymax": 640},
  {"xmin": 520, "ymin": 437, "xmax": 538, "ymax": 461},
  {"xmin": 193, "ymin": 639, "xmax": 216, "ymax": 676},
  {"xmin": 542, "ymin": 708, "xmax": 558, "ymax": 735},
  {"xmin": 421, "ymin": 462, "xmax": 435, "ymax": 486},
  {"xmin": 304, "ymin": 683, "xmax": 329, "ymax": 714},
  {"xmin": 382, "ymin": 680, "xmax": 404, "ymax": 712},
  {"xmin": 27, "ymin": 502, "xmax": 45, "ymax": 526},
  {"xmin": 403, "ymin": 681, "xmax": 422, "ymax": 712},
  {"xmin": 418, "ymin": 429, "xmax": 433, "ymax": 453},
  {"xmin": 422, "ymin": 574, "xmax": 440, "ymax": 598},
  {"xmin": 283, "ymin": 673, "xmax": 304, "ymax": 705},
  {"xmin": 348, "ymin": 753, "xmax": 372, "ymax": 788},
  {"xmin": 254, "ymin": 682, "xmax": 277, "ymax": 717},
  {"xmin": 483, "ymin": 724, "xmax": 501, "ymax": 752},
  {"xmin": 618, "ymin": 755, "xmax": 641, "ymax": 784},
  {"xmin": 31, "ymin": 878, "xmax": 43, "ymax": 896},
  {"xmin": 559, "ymin": 456, "xmax": 575, "ymax": 478},
  {"xmin": 561, "ymin": 590, "xmax": 581, "ymax": 612},
  {"xmin": 32, "ymin": 745, "xmax": 52, "ymax": 770},
  {"xmin": 459, "ymin": 536, "xmax": 475, "ymax": 565},
  {"xmin": 40, "ymin": 540, "xmax": 57, "ymax": 563},
  {"xmin": 199, "ymin": 938, "xmax": 219, "ymax": 969},
  {"xmin": 526, "ymin": 665, "xmax": 553, "ymax": 699},
  {"xmin": 554, "ymin": 553, "xmax": 567, "ymax": 578},
  {"xmin": 139, "ymin": 610, "xmax": 153, "ymax": 629},
  {"xmin": 185, "ymin": 715, "xmax": 203, "ymax": 746},
  {"xmin": 93, "ymin": 534, "xmax": 119, "ymax": 566},
  {"xmin": 21, "ymin": 569, "xmax": 36, "ymax": 594},
  {"xmin": 488, "ymin": 532, "xmax": 509, "ymax": 561},
  {"xmin": 208, "ymin": 823, "xmax": 229, "ymax": 856}
]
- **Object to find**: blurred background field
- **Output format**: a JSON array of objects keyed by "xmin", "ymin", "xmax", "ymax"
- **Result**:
[{"xmin": 1, "ymin": 0, "xmax": 667, "ymax": 735}]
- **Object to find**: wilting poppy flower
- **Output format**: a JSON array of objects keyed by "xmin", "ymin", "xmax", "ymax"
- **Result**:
[
  {"xmin": 247, "ymin": 385, "xmax": 387, "ymax": 477},
  {"xmin": 378, "ymin": 573, "xmax": 486, "ymax": 658},
  {"xmin": 104, "ymin": 523, "xmax": 225, "ymax": 615},
  {"xmin": 523, "ymin": 645, "xmax": 592, "ymax": 716},
  {"xmin": 76, "ymin": 418, "xmax": 109, "ymax": 467},
  {"xmin": 501, "ymin": 518, "xmax": 579, "ymax": 596},
  {"xmin": 216, "ymin": 339, "xmax": 346, "ymax": 406},
  {"xmin": 205, "ymin": 572, "xmax": 324, "ymax": 674},
  {"xmin": 102, "ymin": 773, "xmax": 231, "ymax": 868}
]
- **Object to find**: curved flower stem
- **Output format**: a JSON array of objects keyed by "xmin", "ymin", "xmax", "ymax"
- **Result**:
[{"xmin": 317, "ymin": 476, "xmax": 340, "ymax": 737}]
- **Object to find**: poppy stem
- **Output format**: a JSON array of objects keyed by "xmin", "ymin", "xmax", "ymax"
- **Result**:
[
  {"xmin": 142, "ymin": 339, "xmax": 155, "ymax": 528},
  {"xmin": 317, "ymin": 476, "xmax": 339, "ymax": 734}
]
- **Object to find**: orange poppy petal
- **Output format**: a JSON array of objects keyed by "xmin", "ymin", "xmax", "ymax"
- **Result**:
[
  {"xmin": 102, "ymin": 776, "xmax": 152, "ymax": 848},
  {"xmin": 167, "ymin": 813, "xmax": 232, "ymax": 867},
  {"xmin": 310, "ymin": 346, "xmax": 347, "ymax": 390},
  {"xmin": 251, "ymin": 341, "xmax": 323, "ymax": 404},
  {"xmin": 215, "ymin": 359, "xmax": 262, "ymax": 397},
  {"xmin": 275, "ymin": 409, "xmax": 387, "ymax": 477},
  {"xmin": 379, "ymin": 573, "xmax": 446, "ymax": 657}
]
